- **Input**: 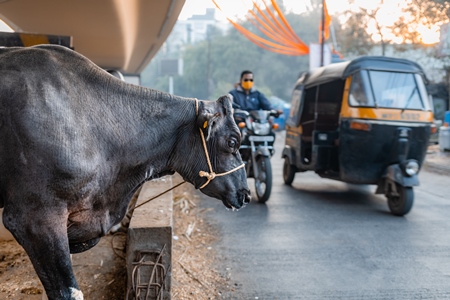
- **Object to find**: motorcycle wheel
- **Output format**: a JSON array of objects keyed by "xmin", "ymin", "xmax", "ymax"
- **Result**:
[{"xmin": 254, "ymin": 155, "xmax": 272, "ymax": 203}]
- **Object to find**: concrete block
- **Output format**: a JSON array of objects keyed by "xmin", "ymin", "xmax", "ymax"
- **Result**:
[{"xmin": 126, "ymin": 176, "xmax": 173, "ymax": 300}]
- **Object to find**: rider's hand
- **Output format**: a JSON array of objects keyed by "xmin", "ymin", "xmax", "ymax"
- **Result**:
[{"xmin": 276, "ymin": 109, "xmax": 283, "ymax": 117}]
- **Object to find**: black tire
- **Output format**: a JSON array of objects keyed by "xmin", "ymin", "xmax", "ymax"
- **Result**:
[
  {"xmin": 254, "ymin": 156, "xmax": 272, "ymax": 203},
  {"xmin": 387, "ymin": 183, "xmax": 414, "ymax": 216},
  {"xmin": 283, "ymin": 157, "xmax": 297, "ymax": 185}
]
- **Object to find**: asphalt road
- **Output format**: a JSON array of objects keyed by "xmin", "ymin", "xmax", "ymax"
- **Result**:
[{"xmin": 201, "ymin": 131, "xmax": 450, "ymax": 300}]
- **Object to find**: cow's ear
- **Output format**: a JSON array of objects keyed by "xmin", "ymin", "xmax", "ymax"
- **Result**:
[
  {"xmin": 197, "ymin": 110, "xmax": 220, "ymax": 141},
  {"xmin": 217, "ymin": 95, "xmax": 233, "ymax": 115}
]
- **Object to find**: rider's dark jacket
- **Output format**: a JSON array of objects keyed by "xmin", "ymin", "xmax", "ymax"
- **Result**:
[{"xmin": 228, "ymin": 85, "xmax": 272, "ymax": 111}]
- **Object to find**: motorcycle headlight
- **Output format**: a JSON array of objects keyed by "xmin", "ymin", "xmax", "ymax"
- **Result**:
[{"xmin": 252, "ymin": 123, "xmax": 271, "ymax": 135}]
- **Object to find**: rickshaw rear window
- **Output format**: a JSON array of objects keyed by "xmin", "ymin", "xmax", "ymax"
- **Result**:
[{"xmin": 357, "ymin": 70, "xmax": 428, "ymax": 110}]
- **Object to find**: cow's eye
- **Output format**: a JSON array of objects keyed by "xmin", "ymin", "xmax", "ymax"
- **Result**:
[{"xmin": 228, "ymin": 140, "xmax": 236, "ymax": 148}]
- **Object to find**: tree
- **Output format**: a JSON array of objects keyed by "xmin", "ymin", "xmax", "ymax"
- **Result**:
[
  {"xmin": 361, "ymin": 3, "xmax": 390, "ymax": 55},
  {"xmin": 334, "ymin": 9, "xmax": 375, "ymax": 56},
  {"xmin": 141, "ymin": 6, "xmax": 322, "ymax": 101},
  {"xmin": 334, "ymin": 0, "xmax": 393, "ymax": 56},
  {"xmin": 332, "ymin": 0, "xmax": 450, "ymax": 56},
  {"xmin": 392, "ymin": 0, "xmax": 450, "ymax": 44}
]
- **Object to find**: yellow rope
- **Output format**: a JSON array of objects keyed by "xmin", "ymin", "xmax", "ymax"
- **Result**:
[
  {"xmin": 135, "ymin": 98, "xmax": 245, "ymax": 209},
  {"xmin": 199, "ymin": 128, "xmax": 213, "ymax": 175},
  {"xmin": 134, "ymin": 180, "xmax": 187, "ymax": 210},
  {"xmin": 195, "ymin": 99, "xmax": 245, "ymax": 189}
]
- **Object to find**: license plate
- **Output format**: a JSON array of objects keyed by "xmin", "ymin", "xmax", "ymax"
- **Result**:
[{"xmin": 249, "ymin": 136, "xmax": 274, "ymax": 142}]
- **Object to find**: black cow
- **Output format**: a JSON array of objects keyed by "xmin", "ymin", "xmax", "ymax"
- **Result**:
[{"xmin": 0, "ymin": 45, "xmax": 250, "ymax": 299}]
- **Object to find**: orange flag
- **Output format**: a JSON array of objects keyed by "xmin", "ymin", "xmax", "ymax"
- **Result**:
[
  {"xmin": 319, "ymin": 0, "xmax": 331, "ymax": 43},
  {"xmin": 212, "ymin": 0, "xmax": 309, "ymax": 56}
]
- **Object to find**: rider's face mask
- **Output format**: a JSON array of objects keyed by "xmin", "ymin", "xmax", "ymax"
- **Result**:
[{"xmin": 241, "ymin": 77, "xmax": 254, "ymax": 90}]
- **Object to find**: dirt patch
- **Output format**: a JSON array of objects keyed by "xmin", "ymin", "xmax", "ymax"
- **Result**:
[
  {"xmin": 0, "ymin": 177, "xmax": 231, "ymax": 299},
  {"xmin": 0, "ymin": 234, "xmax": 127, "ymax": 299},
  {"xmin": 0, "ymin": 240, "xmax": 43, "ymax": 299},
  {"xmin": 171, "ymin": 181, "xmax": 231, "ymax": 299}
]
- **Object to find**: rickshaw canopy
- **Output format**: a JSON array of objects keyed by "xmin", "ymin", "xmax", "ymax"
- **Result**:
[{"xmin": 296, "ymin": 56, "xmax": 428, "ymax": 89}]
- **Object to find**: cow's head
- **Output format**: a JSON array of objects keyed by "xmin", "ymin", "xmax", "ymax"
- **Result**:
[{"xmin": 175, "ymin": 96, "xmax": 251, "ymax": 209}]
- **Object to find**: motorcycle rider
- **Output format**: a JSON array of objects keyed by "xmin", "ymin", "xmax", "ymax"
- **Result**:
[
  {"xmin": 228, "ymin": 69, "xmax": 282, "ymax": 130},
  {"xmin": 228, "ymin": 70, "xmax": 279, "ymax": 202},
  {"xmin": 228, "ymin": 70, "xmax": 280, "ymax": 113},
  {"xmin": 228, "ymin": 70, "xmax": 281, "ymax": 150}
]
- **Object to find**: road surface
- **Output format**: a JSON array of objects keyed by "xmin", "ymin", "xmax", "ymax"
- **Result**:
[{"xmin": 200, "ymin": 132, "xmax": 450, "ymax": 299}]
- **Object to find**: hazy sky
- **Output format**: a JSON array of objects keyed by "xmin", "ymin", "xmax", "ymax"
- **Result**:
[
  {"xmin": 0, "ymin": 20, "xmax": 11, "ymax": 32},
  {"xmin": 179, "ymin": 0, "xmax": 440, "ymax": 44},
  {"xmin": 179, "ymin": 0, "xmax": 347, "ymax": 20}
]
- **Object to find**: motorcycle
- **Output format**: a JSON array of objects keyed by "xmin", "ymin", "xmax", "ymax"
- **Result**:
[{"xmin": 233, "ymin": 108, "xmax": 281, "ymax": 203}]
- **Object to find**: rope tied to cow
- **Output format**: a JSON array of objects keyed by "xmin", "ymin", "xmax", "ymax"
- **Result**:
[
  {"xmin": 194, "ymin": 98, "xmax": 245, "ymax": 189},
  {"xmin": 126, "ymin": 98, "xmax": 245, "ymax": 212}
]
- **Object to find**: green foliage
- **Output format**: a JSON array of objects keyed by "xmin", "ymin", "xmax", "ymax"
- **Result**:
[
  {"xmin": 393, "ymin": 0, "xmax": 450, "ymax": 44},
  {"xmin": 213, "ymin": 81, "xmax": 235, "ymax": 99},
  {"xmin": 333, "ymin": 9, "xmax": 375, "ymax": 56},
  {"xmin": 333, "ymin": 0, "xmax": 450, "ymax": 53},
  {"xmin": 141, "ymin": 8, "xmax": 319, "ymax": 102}
]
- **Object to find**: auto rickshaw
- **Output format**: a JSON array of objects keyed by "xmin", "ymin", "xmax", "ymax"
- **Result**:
[{"xmin": 282, "ymin": 56, "xmax": 434, "ymax": 216}]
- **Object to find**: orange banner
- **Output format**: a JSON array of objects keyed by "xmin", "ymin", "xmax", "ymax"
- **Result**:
[{"xmin": 212, "ymin": 0, "xmax": 309, "ymax": 56}]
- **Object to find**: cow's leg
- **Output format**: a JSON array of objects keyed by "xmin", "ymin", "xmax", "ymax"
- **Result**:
[{"xmin": 3, "ymin": 205, "xmax": 83, "ymax": 300}]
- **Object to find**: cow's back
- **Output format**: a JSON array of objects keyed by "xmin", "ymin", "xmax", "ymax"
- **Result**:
[
  {"xmin": 0, "ymin": 45, "xmax": 107, "ymax": 111},
  {"xmin": 0, "ymin": 45, "xmax": 127, "ymax": 207}
]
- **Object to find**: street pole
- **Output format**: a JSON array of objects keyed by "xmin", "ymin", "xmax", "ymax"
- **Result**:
[
  {"xmin": 320, "ymin": 0, "xmax": 325, "ymax": 67},
  {"xmin": 206, "ymin": 25, "xmax": 211, "ymax": 99},
  {"xmin": 169, "ymin": 76, "xmax": 173, "ymax": 94}
]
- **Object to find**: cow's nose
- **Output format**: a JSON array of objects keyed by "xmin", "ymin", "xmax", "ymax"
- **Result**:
[{"xmin": 243, "ymin": 190, "xmax": 251, "ymax": 204}]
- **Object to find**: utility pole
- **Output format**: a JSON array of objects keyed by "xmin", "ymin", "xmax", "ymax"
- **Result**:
[
  {"xmin": 206, "ymin": 25, "xmax": 211, "ymax": 99},
  {"xmin": 320, "ymin": 0, "xmax": 325, "ymax": 67}
]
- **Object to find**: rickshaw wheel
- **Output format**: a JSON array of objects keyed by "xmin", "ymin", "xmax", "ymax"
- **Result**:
[
  {"xmin": 255, "ymin": 156, "xmax": 272, "ymax": 203},
  {"xmin": 387, "ymin": 183, "xmax": 414, "ymax": 216},
  {"xmin": 283, "ymin": 157, "xmax": 296, "ymax": 186}
]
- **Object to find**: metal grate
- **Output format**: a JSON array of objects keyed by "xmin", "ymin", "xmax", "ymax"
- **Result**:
[{"xmin": 127, "ymin": 244, "xmax": 169, "ymax": 300}]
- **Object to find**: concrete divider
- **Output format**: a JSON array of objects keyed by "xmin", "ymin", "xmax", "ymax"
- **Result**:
[{"xmin": 126, "ymin": 176, "xmax": 174, "ymax": 299}]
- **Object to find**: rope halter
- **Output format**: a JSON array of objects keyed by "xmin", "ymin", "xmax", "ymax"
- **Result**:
[{"xmin": 195, "ymin": 99, "xmax": 245, "ymax": 189}]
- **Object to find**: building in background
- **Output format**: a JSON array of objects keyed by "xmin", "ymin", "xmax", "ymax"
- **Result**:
[{"xmin": 162, "ymin": 8, "xmax": 229, "ymax": 56}]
